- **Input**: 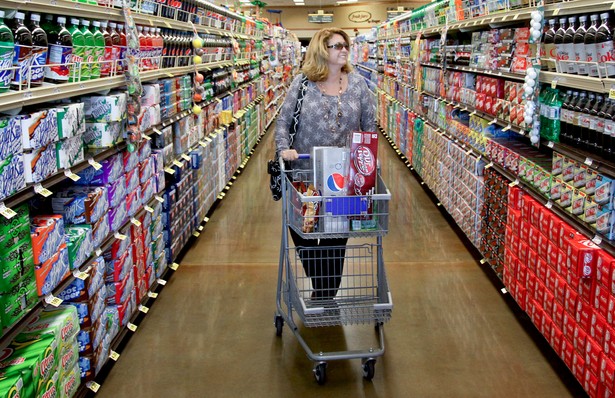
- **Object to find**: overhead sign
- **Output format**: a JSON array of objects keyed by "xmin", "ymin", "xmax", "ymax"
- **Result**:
[
  {"xmin": 348, "ymin": 11, "xmax": 371, "ymax": 23},
  {"xmin": 308, "ymin": 10, "xmax": 333, "ymax": 23}
]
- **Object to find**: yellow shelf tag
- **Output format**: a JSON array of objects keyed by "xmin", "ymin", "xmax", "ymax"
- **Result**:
[
  {"xmin": 127, "ymin": 323, "xmax": 138, "ymax": 332},
  {"xmin": 148, "ymin": 292, "xmax": 159, "ymax": 299},
  {"xmin": 131, "ymin": 218, "xmax": 142, "ymax": 227},
  {"xmin": 173, "ymin": 159, "xmax": 183, "ymax": 167},
  {"xmin": 155, "ymin": 195, "xmax": 164, "ymax": 203},
  {"xmin": 157, "ymin": 278, "xmax": 167, "ymax": 286},
  {"xmin": 45, "ymin": 295, "xmax": 63, "ymax": 307},
  {"xmin": 139, "ymin": 305, "xmax": 149, "ymax": 314},
  {"xmin": 34, "ymin": 184, "xmax": 53, "ymax": 197},
  {"xmin": 181, "ymin": 154, "xmax": 191, "ymax": 161},
  {"xmin": 64, "ymin": 170, "xmax": 81, "ymax": 181},
  {"xmin": 144, "ymin": 206, "xmax": 154, "ymax": 213},
  {"xmin": 87, "ymin": 382, "xmax": 101, "ymax": 393},
  {"xmin": 109, "ymin": 351, "xmax": 120, "ymax": 361},
  {"xmin": 88, "ymin": 158, "xmax": 103, "ymax": 170},
  {"xmin": 114, "ymin": 232, "xmax": 127, "ymax": 241},
  {"xmin": 142, "ymin": 134, "xmax": 152, "ymax": 141},
  {"xmin": 170, "ymin": 262, "xmax": 179, "ymax": 271},
  {"xmin": 164, "ymin": 167, "xmax": 175, "ymax": 175}
]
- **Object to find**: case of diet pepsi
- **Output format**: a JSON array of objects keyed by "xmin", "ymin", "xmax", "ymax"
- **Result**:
[{"xmin": 312, "ymin": 147, "xmax": 351, "ymax": 233}]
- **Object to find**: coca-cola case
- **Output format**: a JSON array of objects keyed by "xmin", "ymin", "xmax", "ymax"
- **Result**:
[{"xmin": 347, "ymin": 132, "xmax": 378, "ymax": 230}]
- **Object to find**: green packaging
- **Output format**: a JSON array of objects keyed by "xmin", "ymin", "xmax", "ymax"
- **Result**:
[
  {"xmin": 0, "ymin": 272, "xmax": 37, "ymax": 330},
  {"xmin": 0, "ymin": 204, "xmax": 30, "ymax": 256},
  {"xmin": 65, "ymin": 226, "xmax": 93, "ymax": 270},
  {"xmin": 0, "ymin": 373, "xmax": 26, "ymax": 398},
  {"xmin": 0, "ymin": 242, "xmax": 34, "ymax": 293},
  {"xmin": 17, "ymin": 306, "xmax": 80, "ymax": 354}
]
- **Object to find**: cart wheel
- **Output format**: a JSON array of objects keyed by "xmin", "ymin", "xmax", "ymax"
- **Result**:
[
  {"xmin": 362, "ymin": 359, "xmax": 376, "ymax": 381},
  {"xmin": 314, "ymin": 363, "xmax": 327, "ymax": 385},
  {"xmin": 274, "ymin": 316, "xmax": 284, "ymax": 337}
]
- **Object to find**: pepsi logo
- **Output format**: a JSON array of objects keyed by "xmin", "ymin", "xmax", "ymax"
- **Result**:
[{"xmin": 327, "ymin": 173, "xmax": 345, "ymax": 192}]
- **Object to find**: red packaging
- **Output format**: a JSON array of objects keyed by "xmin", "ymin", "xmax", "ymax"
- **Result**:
[
  {"xmin": 605, "ymin": 327, "xmax": 615, "ymax": 358},
  {"xmin": 578, "ymin": 278, "xmax": 595, "ymax": 304},
  {"xmin": 562, "ymin": 337, "xmax": 575, "ymax": 368},
  {"xmin": 576, "ymin": 298, "xmax": 593, "ymax": 332},
  {"xmin": 484, "ymin": 96, "xmax": 493, "ymax": 115},
  {"xmin": 537, "ymin": 232, "xmax": 549, "ymax": 260},
  {"xmin": 518, "ymin": 242, "xmax": 529, "ymax": 265},
  {"xmin": 567, "ymin": 234, "xmax": 600, "ymax": 279},
  {"xmin": 543, "ymin": 290, "xmax": 555, "ymax": 319},
  {"xmin": 585, "ymin": 368, "xmax": 600, "ymax": 397},
  {"xmin": 566, "ymin": 285, "xmax": 579, "ymax": 315},
  {"xmin": 591, "ymin": 312, "xmax": 608, "ymax": 345},
  {"xmin": 529, "ymin": 226, "xmax": 540, "ymax": 250},
  {"xmin": 528, "ymin": 248, "xmax": 538, "ymax": 273},
  {"xmin": 594, "ymin": 284, "xmax": 610, "ymax": 318},
  {"xmin": 476, "ymin": 93, "xmax": 486, "ymax": 112},
  {"xmin": 559, "ymin": 223, "xmax": 577, "ymax": 249},
  {"xmin": 542, "ymin": 316, "xmax": 553, "ymax": 340},
  {"xmin": 574, "ymin": 352, "xmax": 587, "ymax": 381},
  {"xmin": 587, "ymin": 338, "xmax": 604, "ymax": 375},
  {"xmin": 575, "ymin": 324, "xmax": 589, "ymax": 355},
  {"xmin": 555, "ymin": 275, "xmax": 567, "ymax": 304},
  {"xmin": 596, "ymin": 251, "xmax": 614, "ymax": 289},
  {"xmin": 601, "ymin": 354, "xmax": 615, "ymax": 392},
  {"xmin": 557, "ymin": 249, "xmax": 568, "ymax": 278},
  {"xmin": 553, "ymin": 301, "xmax": 565, "ymax": 329},
  {"xmin": 546, "ymin": 267, "xmax": 557, "ymax": 292},
  {"xmin": 547, "ymin": 241, "xmax": 558, "ymax": 268},
  {"xmin": 520, "ymin": 220, "xmax": 530, "ymax": 242},
  {"xmin": 549, "ymin": 215, "xmax": 562, "ymax": 243},
  {"xmin": 609, "ymin": 296, "xmax": 615, "ymax": 325},
  {"xmin": 551, "ymin": 326, "xmax": 564, "ymax": 353},
  {"xmin": 347, "ymin": 132, "xmax": 378, "ymax": 196}
]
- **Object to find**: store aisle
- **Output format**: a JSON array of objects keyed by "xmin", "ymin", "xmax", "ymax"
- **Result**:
[{"xmin": 97, "ymin": 129, "xmax": 576, "ymax": 397}]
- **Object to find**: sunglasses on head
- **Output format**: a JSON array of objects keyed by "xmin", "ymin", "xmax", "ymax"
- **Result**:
[{"xmin": 327, "ymin": 42, "xmax": 349, "ymax": 50}]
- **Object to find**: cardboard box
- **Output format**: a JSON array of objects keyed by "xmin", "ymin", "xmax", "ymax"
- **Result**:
[
  {"xmin": 23, "ymin": 144, "xmax": 58, "ymax": 184},
  {"xmin": 58, "ymin": 257, "xmax": 104, "ymax": 302},
  {"xmin": 84, "ymin": 122, "xmax": 124, "ymax": 148},
  {"xmin": 0, "ymin": 116, "xmax": 22, "ymax": 161},
  {"xmin": 56, "ymin": 102, "xmax": 85, "ymax": 140},
  {"xmin": 0, "ymin": 153, "xmax": 26, "ymax": 201},
  {"xmin": 566, "ymin": 234, "xmax": 600, "ymax": 279},
  {"xmin": 312, "ymin": 147, "xmax": 350, "ymax": 197},
  {"xmin": 18, "ymin": 109, "xmax": 59, "ymax": 150},
  {"xmin": 83, "ymin": 93, "xmax": 127, "ymax": 123},
  {"xmin": 34, "ymin": 243, "xmax": 70, "ymax": 296},
  {"xmin": 55, "ymin": 135, "xmax": 85, "ymax": 170}
]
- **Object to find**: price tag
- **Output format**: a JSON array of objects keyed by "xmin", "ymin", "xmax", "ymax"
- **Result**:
[
  {"xmin": 489, "ymin": 118, "xmax": 497, "ymax": 125},
  {"xmin": 74, "ymin": 271, "xmax": 89, "ymax": 280},
  {"xmin": 198, "ymin": 225, "xmax": 204, "ymax": 231},
  {"xmin": 109, "ymin": 351, "xmax": 120, "ymax": 361},
  {"xmin": 64, "ymin": 170, "xmax": 80, "ymax": 181},
  {"xmin": 610, "ymin": 87, "xmax": 615, "ymax": 99},
  {"xmin": 153, "ymin": 128, "xmax": 163, "ymax": 136},
  {"xmin": 34, "ymin": 184, "xmax": 52, "ymax": 197},
  {"xmin": 480, "ymin": 258, "xmax": 487, "ymax": 264},
  {"xmin": 205, "ymin": 137, "xmax": 213, "ymax": 142},
  {"xmin": 204, "ymin": 217, "xmax": 210, "ymax": 223},
  {"xmin": 45, "ymin": 295, "xmax": 63, "ymax": 307},
  {"xmin": 131, "ymin": 218, "xmax": 142, "ymax": 227},
  {"xmin": 139, "ymin": 305, "xmax": 149, "ymax": 314},
  {"xmin": 199, "ymin": 141, "xmax": 207, "ymax": 147},
  {"xmin": 0, "ymin": 203, "xmax": 16, "ymax": 220},
  {"xmin": 95, "ymin": 248, "xmax": 103, "ymax": 257},
  {"xmin": 509, "ymin": 179, "xmax": 519, "ymax": 187},
  {"xmin": 436, "ymin": 202, "xmax": 442, "ymax": 207},
  {"xmin": 181, "ymin": 154, "xmax": 191, "ymax": 161},
  {"xmin": 88, "ymin": 158, "xmax": 103, "ymax": 170},
  {"xmin": 144, "ymin": 206, "xmax": 154, "ymax": 213},
  {"xmin": 114, "ymin": 232, "xmax": 127, "ymax": 241},
  {"xmin": 148, "ymin": 292, "xmax": 159, "ymax": 299},
  {"xmin": 470, "ymin": 110, "xmax": 476, "ymax": 116},
  {"xmin": 420, "ymin": 181, "xmax": 425, "ymax": 185},
  {"xmin": 166, "ymin": 72, "xmax": 175, "ymax": 77},
  {"xmin": 485, "ymin": 162, "xmax": 494, "ymax": 169},
  {"xmin": 466, "ymin": 148, "xmax": 473, "ymax": 155},
  {"xmin": 551, "ymin": 79, "xmax": 558, "ymax": 89},
  {"xmin": 155, "ymin": 195, "xmax": 164, "ymax": 203},
  {"xmin": 171, "ymin": 262, "xmax": 180, "ymax": 271},
  {"xmin": 546, "ymin": 141, "xmax": 554, "ymax": 148},
  {"xmin": 164, "ymin": 167, "xmax": 175, "ymax": 175},
  {"xmin": 87, "ymin": 382, "xmax": 101, "ymax": 393},
  {"xmin": 173, "ymin": 159, "xmax": 183, "ymax": 167},
  {"xmin": 592, "ymin": 235, "xmax": 603, "ymax": 245},
  {"xmin": 220, "ymin": 192, "xmax": 226, "ymax": 197},
  {"xmin": 553, "ymin": 8, "xmax": 560, "ymax": 15},
  {"xmin": 193, "ymin": 231, "xmax": 201, "ymax": 238},
  {"xmin": 585, "ymin": 157, "xmax": 593, "ymax": 166},
  {"xmin": 546, "ymin": 201, "xmax": 554, "ymax": 209},
  {"xmin": 157, "ymin": 279, "xmax": 167, "ymax": 286},
  {"xmin": 164, "ymin": 21, "xmax": 171, "ymax": 28},
  {"xmin": 501, "ymin": 288, "xmax": 508, "ymax": 294},
  {"xmin": 142, "ymin": 134, "xmax": 152, "ymax": 141},
  {"xmin": 127, "ymin": 323, "xmax": 138, "ymax": 332}
]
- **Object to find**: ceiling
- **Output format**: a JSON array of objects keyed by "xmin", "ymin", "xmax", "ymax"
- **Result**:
[{"xmin": 216, "ymin": 0, "xmax": 417, "ymax": 9}]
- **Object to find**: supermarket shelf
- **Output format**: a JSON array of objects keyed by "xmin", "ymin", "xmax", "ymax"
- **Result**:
[
  {"xmin": 0, "ymin": 194, "xmax": 160, "ymax": 353},
  {"xmin": 543, "ymin": 0, "xmax": 611, "ymax": 16},
  {"xmin": 0, "ymin": 0, "xmax": 259, "ymax": 39},
  {"xmin": 539, "ymin": 71, "xmax": 608, "ymax": 93},
  {"xmin": 355, "ymin": 64, "xmax": 379, "ymax": 74},
  {"xmin": 448, "ymin": 65, "xmax": 525, "ymax": 81},
  {"xmin": 420, "ymin": 62, "xmax": 442, "ymax": 69},
  {"xmin": 549, "ymin": 141, "xmax": 615, "ymax": 179},
  {"xmin": 491, "ymin": 162, "xmax": 615, "ymax": 258},
  {"xmin": 0, "ymin": 61, "xmax": 232, "ymax": 114}
]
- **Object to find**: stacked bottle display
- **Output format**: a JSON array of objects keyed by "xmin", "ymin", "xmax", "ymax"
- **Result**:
[{"xmin": 544, "ymin": 11, "xmax": 615, "ymax": 77}]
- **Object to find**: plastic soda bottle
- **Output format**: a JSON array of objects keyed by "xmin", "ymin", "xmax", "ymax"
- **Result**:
[
  {"xmin": 11, "ymin": 12, "xmax": 32, "ymax": 89},
  {"xmin": 80, "ymin": 19, "xmax": 94, "ymax": 80},
  {"xmin": 28, "ymin": 13, "xmax": 48, "ymax": 86},
  {"xmin": 91, "ymin": 21, "xmax": 104, "ymax": 79},
  {"xmin": 0, "ymin": 11, "xmax": 14, "ymax": 93},
  {"xmin": 68, "ymin": 18, "xmax": 84, "ymax": 82},
  {"xmin": 45, "ymin": 16, "xmax": 72, "ymax": 83}
]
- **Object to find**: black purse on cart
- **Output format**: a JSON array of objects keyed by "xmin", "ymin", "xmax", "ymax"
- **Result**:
[{"xmin": 268, "ymin": 75, "xmax": 309, "ymax": 201}]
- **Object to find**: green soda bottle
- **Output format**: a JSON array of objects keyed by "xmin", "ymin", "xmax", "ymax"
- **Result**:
[
  {"xmin": 0, "ymin": 10, "xmax": 14, "ymax": 93},
  {"xmin": 90, "ymin": 21, "xmax": 104, "ymax": 79},
  {"xmin": 68, "ymin": 18, "xmax": 84, "ymax": 82},
  {"xmin": 79, "ymin": 19, "xmax": 94, "ymax": 81}
]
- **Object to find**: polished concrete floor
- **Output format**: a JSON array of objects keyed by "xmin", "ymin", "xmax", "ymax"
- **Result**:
[{"xmin": 97, "ymin": 129, "xmax": 578, "ymax": 397}]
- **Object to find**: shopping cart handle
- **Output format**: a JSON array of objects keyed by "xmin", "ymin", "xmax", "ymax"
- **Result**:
[{"xmin": 298, "ymin": 154, "xmax": 310, "ymax": 159}]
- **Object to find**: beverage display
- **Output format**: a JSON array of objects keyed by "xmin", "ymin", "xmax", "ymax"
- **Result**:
[
  {"xmin": 45, "ymin": 16, "xmax": 72, "ymax": 83},
  {"xmin": 554, "ymin": 18, "xmax": 568, "ymax": 73},
  {"xmin": 91, "ymin": 21, "xmax": 105, "ymax": 79},
  {"xmin": 11, "ymin": 12, "xmax": 32, "ymax": 89},
  {"xmin": 585, "ymin": 14, "xmax": 600, "ymax": 77},
  {"xmin": 571, "ymin": 91, "xmax": 587, "ymax": 147},
  {"xmin": 543, "ymin": 19, "xmax": 557, "ymax": 71},
  {"xmin": 100, "ymin": 21, "xmax": 113, "ymax": 77},
  {"xmin": 28, "ymin": 13, "xmax": 48, "ymax": 87},
  {"xmin": 0, "ymin": 10, "xmax": 14, "ymax": 93},
  {"xmin": 117, "ymin": 23, "xmax": 127, "ymax": 71},
  {"xmin": 563, "ymin": 16, "xmax": 576, "ymax": 74},
  {"xmin": 573, "ymin": 15, "xmax": 588, "ymax": 75},
  {"xmin": 108, "ymin": 22, "xmax": 120, "ymax": 74},
  {"xmin": 604, "ymin": 99, "xmax": 615, "ymax": 157},
  {"xmin": 596, "ymin": 13, "xmax": 615, "ymax": 76},
  {"xmin": 68, "ymin": 18, "xmax": 84, "ymax": 82},
  {"xmin": 80, "ymin": 19, "xmax": 95, "ymax": 80}
]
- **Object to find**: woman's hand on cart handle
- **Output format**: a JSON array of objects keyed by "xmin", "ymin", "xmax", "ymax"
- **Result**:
[{"xmin": 280, "ymin": 149, "xmax": 299, "ymax": 161}]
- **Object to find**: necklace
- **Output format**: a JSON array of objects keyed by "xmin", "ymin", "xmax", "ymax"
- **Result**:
[{"xmin": 318, "ymin": 75, "xmax": 343, "ymax": 133}]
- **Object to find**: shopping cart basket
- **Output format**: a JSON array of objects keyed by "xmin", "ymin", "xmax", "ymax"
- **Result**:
[{"xmin": 274, "ymin": 155, "xmax": 393, "ymax": 384}]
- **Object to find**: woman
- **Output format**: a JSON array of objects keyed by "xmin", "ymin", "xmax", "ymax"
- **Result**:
[{"xmin": 275, "ymin": 28, "xmax": 376, "ymax": 301}]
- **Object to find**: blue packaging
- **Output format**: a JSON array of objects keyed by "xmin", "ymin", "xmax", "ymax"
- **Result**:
[
  {"xmin": 156, "ymin": 171, "xmax": 165, "ymax": 193},
  {"xmin": 141, "ymin": 177, "xmax": 155, "ymax": 205},
  {"xmin": 0, "ymin": 116, "xmax": 22, "ymax": 160},
  {"xmin": 138, "ymin": 140, "xmax": 152, "ymax": 162},
  {"xmin": 105, "ymin": 246, "xmax": 133, "ymax": 283},
  {"xmin": 151, "ymin": 151, "xmax": 164, "ymax": 174},
  {"xmin": 126, "ymin": 186, "xmax": 142, "ymax": 217},
  {"xmin": 105, "ymin": 269, "xmax": 134, "ymax": 305},
  {"xmin": 76, "ymin": 316, "xmax": 106, "ymax": 355},
  {"xmin": 75, "ymin": 153, "xmax": 123, "ymax": 185},
  {"xmin": 18, "ymin": 109, "xmax": 59, "ymax": 150},
  {"xmin": 35, "ymin": 243, "xmax": 70, "ymax": 296},
  {"xmin": 62, "ymin": 284, "xmax": 106, "ymax": 327},
  {"xmin": 51, "ymin": 186, "xmax": 109, "ymax": 225},
  {"xmin": 91, "ymin": 213, "xmax": 110, "ymax": 249},
  {"xmin": 0, "ymin": 153, "xmax": 25, "ymax": 201},
  {"xmin": 23, "ymin": 144, "xmax": 58, "ymax": 184},
  {"xmin": 57, "ymin": 256, "xmax": 104, "ymax": 302},
  {"xmin": 106, "ymin": 175, "xmax": 127, "ymax": 209},
  {"xmin": 139, "ymin": 157, "xmax": 154, "ymax": 184},
  {"xmin": 31, "ymin": 215, "xmax": 65, "ymax": 265}
]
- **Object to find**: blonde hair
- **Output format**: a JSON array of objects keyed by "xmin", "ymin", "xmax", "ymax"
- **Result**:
[{"xmin": 301, "ymin": 28, "xmax": 353, "ymax": 82}]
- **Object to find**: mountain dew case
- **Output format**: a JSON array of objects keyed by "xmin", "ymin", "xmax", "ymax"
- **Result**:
[
  {"xmin": 68, "ymin": 18, "xmax": 84, "ymax": 82},
  {"xmin": 0, "ymin": 11, "xmax": 14, "ymax": 93},
  {"xmin": 90, "ymin": 21, "xmax": 104, "ymax": 79}
]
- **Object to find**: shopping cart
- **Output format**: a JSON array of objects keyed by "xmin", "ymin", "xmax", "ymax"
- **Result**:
[{"xmin": 274, "ymin": 154, "xmax": 393, "ymax": 384}]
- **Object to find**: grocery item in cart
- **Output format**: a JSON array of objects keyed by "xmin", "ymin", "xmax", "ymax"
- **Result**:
[
  {"xmin": 301, "ymin": 184, "xmax": 319, "ymax": 233},
  {"xmin": 312, "ymin": 146, "xmax": 350, "ymax": 197}
]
